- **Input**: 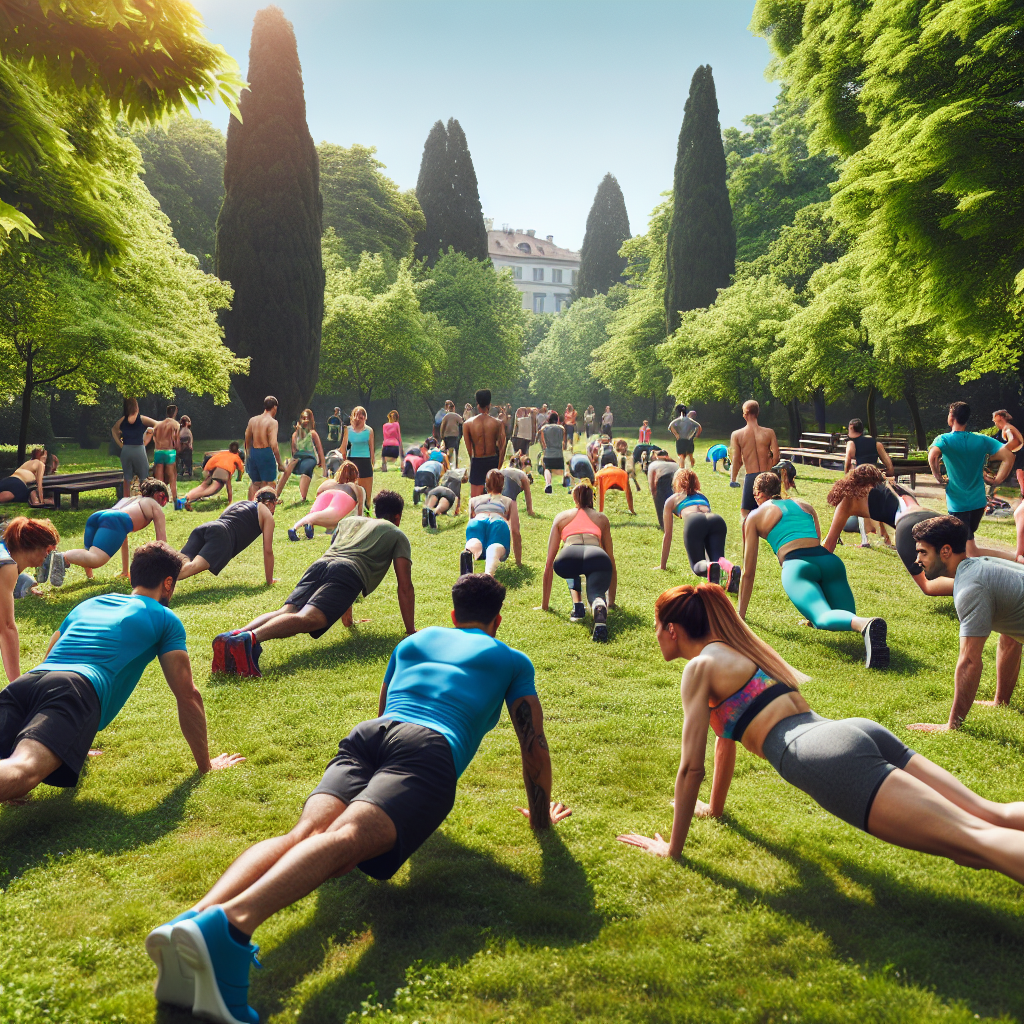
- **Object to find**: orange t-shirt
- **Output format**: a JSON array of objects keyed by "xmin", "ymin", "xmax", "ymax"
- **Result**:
[
  {"xmin": 564, "ymin": 409, "xmax": 577, "ymax": 426},
  {"xmin": 205, "ymin": 451, "xmax": 245, "ymax": 475}
]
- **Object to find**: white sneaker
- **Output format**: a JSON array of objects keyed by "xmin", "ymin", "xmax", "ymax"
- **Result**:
[
  {"xmin": 145, "ymin": 913, "xmax": 196, "ymax": 1008},
  {"xmin": 48, "ymin": 551, "xmax": 66, "ymax": 587}
]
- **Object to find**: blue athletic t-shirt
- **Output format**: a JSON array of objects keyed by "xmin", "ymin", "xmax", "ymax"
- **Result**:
[
  {"xmin": 381, "ymin": 626, "xmax": 537, "ymax": 776},
  {"xmin": 428, "ymin": 449, "xmax": 446, "ymax": 463},
  {"xmin": 931, "ymin": 431, "xmax": 1003, "ymax": 513},
  {"xmin": 34, "ymin": 593, "xmax": 187, "ymax": 730}
]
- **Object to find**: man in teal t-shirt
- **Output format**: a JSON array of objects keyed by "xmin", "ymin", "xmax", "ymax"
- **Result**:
[
  {"xmin": 929, "ymin": 401, "xmax": 1013, "ymax": 556},
  {"xmin": 147, "ymin": 573, "xmax": 571, "ymax": 1024},
  {"xmin": 0, "ymin": 542, "xmax": 243, "ymax": 803}
]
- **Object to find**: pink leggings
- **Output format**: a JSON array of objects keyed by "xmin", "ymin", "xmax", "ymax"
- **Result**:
[{"xmin": 311, "ymin": 489, "xmax": 356, "ymax": 518}]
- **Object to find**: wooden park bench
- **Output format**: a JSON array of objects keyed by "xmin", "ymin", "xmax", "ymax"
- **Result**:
[
  {"xmin": 42, "ymin": 471, "xmax": 124, "ymax": 509},
  {"xmin": 779, "ymin": 432, "xmax": 926, "ymax": 486}
]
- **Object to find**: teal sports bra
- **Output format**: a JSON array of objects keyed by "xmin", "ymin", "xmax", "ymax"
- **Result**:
[
  {"xmin": 675, "ymin": 492, "xmax": 710, "ymax": 515},
  {"xmin": 764, "ymin": 499, "xmax": 816, "ymax": 555},
  {"xmin": 348, "ymin": 427, "xmax": 370, "ymax": 458}
]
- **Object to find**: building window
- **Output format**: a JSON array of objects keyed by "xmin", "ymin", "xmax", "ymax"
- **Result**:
[
  {"xmin": 533, "ymin": 268, "xmax": 544, "ymax": 282},
  {"xmin": 513, "ymin": 266, "xmax": 522, "ymax": 279},
  {"xmin": 533, "ymin": 293, "xmax": 546, "ymax": 313},
  {"xmin": 555, "ymin": 294, "xmax": 570, "ymax": 312},
  {"xmin": 552, "ymin": 269, "xmax": 563, "ymax": 284},
  {"xmin": 571, "ymin": 270, "xmax": 579, "ymax": 286},
  {"xmin": 517, "ymin": 242, "xmax": 532, "ymax": 253}
]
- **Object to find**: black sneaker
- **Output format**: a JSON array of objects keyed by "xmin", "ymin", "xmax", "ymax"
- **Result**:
[
  {"xmin": 592, "ymin": 601, "xmax": 608, "ymax": 642},
  {"xmin": 728, "ymin": 565, "xmax": 742, "ymax": 594},
  {"xmin": 707, "ymin": 562, "xmax": 722, "ymax": 587},
  {"xmin": 460, "ymin": 549, "xmax": 473, "ymax": 576},
  {"xmin": 422, "ymin": 506, "xmax": 429, "ymax": 529},
  {"xmin": 428, "ymin": 508, "xmax": 437, "ymax": 530},
  {"xmin": 863, "ymin": 617, "xmax": 890, "ymax": 670}
]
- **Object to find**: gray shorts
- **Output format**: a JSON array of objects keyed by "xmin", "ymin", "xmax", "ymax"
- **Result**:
[{"xmin": 762, "ymin": 712, "xmax": 915, "ymax": 832}]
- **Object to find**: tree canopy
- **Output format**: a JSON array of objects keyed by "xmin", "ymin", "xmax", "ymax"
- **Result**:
[{"xmin": 576, "ymin": 173, "xmax": 631, "ymax": 298}]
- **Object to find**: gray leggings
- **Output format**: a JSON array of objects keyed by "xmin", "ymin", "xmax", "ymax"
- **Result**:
[
  {"xmin": 120, "ymin": 444, "xmax": 150, "ymax": 483},
  {"xmin": 762, "ymin": 712, "xmax": 915, "ymax": 832}
]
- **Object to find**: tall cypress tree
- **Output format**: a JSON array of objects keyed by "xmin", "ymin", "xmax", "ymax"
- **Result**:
[
  {"xmin": 664, "ymin": 65, "xmax": 735, "ymax": 335},
  {"xmin": 217, "ymin": 5, "xmax": 324, "ymax": 420},
  {"xmin": 576, "ymin": 172, "xmax": 631, "ymax": 297},
  {"xmin": 413, "ymin": 118, "xmax": 487, "ymax": 264}
]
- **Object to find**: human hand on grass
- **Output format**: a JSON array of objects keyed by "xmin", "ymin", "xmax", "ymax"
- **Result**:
[
  {"xmin": 208, "ymin": 752, "xmax": 246, "ymax": 770},
  {"xmin": 670, "ymin": 798, "xmax": 716, "ymax": 818},
  {"xmin": 616, "ymin": 832, "xmax": 673, "ymax": 858},
  {"xmin": 516, "ymin": 801, "xmax": 573, "ymax": 825}
]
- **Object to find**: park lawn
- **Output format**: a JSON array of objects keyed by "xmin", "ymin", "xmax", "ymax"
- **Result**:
[{"xmin": 0, "ymin": 434, "xmax": 1021, "ymax": 1024}]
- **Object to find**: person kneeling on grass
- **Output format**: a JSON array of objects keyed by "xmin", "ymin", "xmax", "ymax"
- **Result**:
[
  {"xmin": 461, "ymin": 469, "xmax": 522, "ymax": 577},
  {"xmin": 423, "ymin": 467, "xmax": 467, "ymax": 529},
  {"xmin": 705, "ymin": 443, "xmax": 730, "ymax": 473},
  {"xmin": 42, "ymin": 479, "xmax": 170, "ymax": 586},
  {"xmin": 618, "ymin": 583, "xmax": 1024, "ymax": 888},
  {"xmin": 145, "ymin": 573, "xmax": 571, "ymax": 1024},
  {"xmin": 178, "ymin": 489, "xmax": 280, "ymax": 585},
  {"xmin": 212, "ymin": 490, "xmax": 414, "ymax": 677},
  {"xmin": 0, "ymin": 542, "xmax": 243, "ymax": 806},
  {"xmin": 185, "ymin": 444, "xmax": 245, "ymax": 510}
]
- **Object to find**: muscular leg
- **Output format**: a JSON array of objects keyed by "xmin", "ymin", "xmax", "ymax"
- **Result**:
[
  {"xmin": 250, "ymin": 605, "xmax": 329, "ymax": 643},
  {"xmin": 973, "ymin": 633, "xmax": 1021, "ymax": 708},
  {"xmin": 901, "ymin": 753, "xmax": 1024, "ymax": 829},
  {"xmin": 298, "ymin": 474, "xmax": 314, "ymax": 501},
  {"xmin": 186, "ymin": 477, "xmax": 223, "ymax": 504},
  {"xmin": 177, "ymin": 555, "xmax": 211, "ymax": 581},
  {"xmin": 0, "ymin": 738, "xmax": 62, "ymax": 803},
  {"xmin": 62, "ymin": 546, "xmax": 113, "ymax": 570},
  {"xmin": 293, "ymin": 509, "xmax": 345, "ymax": 532},
  {"xmin": 238, "ymin": 604, "xmax": 300, "ymax": 633}
]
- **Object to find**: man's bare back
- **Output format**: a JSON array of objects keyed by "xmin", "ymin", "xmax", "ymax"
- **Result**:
[
  {"xmin": 464, "ymin": 412, "xmax": 505, "ymax": 462},
  {"xmin": 152, "ymin": 417, "xmax": 179, "ymax": 451},
  {"xmin": 731, "ymin": 422, "xmax": 778, "ymax": 478},
  {"xmin": 247, "ymin": 412, "xmax": 280, "ymax": 452}
]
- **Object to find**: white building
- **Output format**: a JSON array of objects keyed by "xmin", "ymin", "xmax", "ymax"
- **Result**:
[{"xmin": 486, "ymin": 221, "xmax": 580, "ymax": 313}]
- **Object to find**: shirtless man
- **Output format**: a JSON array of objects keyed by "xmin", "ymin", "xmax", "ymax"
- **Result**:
[
  {"xmin": 439, "ymin": 401, "xmax": 464, "ymax": 468},
  {"xmin": 151, "ymin": 405, "xmax": 181, "ymax": 503},
  {"xmin": 244, "ymin": 396, "xmax": 284, "ymax": 501},
  {"xmin": 464, "ymin": 389, "xmax": 506, "ymax": 498},
  {"xmin": 730, "ymin": 400, "xmax": 778, "ymax": 526}
]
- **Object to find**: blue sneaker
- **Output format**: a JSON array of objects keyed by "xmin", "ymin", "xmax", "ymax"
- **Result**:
[
  {"xmin": 171, "ymin": 907, "xmax": 261, "ymax": 1024},
  {"xmin": 146, "ymin": 909, "xmax": 198, "ymax": 1007},
  {"xmin": 13, "ymin": 572, "xmax": 34, "ymax": 599},
  {"xmin": 175, "ymin": 498, "xmax": 186, "ymax": 511},
  {"xmin": 287, "ymin": 528, "xmax": 299, "ymax": 542},
  {"xmin": 36, "ymin": 551, "xmax": 52, "ymax": 584},
  {"xmin": 303, "ymin": 523, "xmax": 314, "ymax": 540}
]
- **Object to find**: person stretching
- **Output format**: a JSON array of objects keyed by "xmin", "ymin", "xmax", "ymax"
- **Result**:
[
  {"xmin": 178, "ymin": 489, "xmax": 279, "ymax": 585},
  {"xmin": 185, "ymin": 444, "xmax": 245, "ymax": 510},
  {"xmin": 540, "ymin": 412, "xmax": 566, "ymax": 493},
  {"xmin": 617, "ymin": 583, "xmax": 1024, "ymax": 887},
  {"xmin": 423, "ymin": 467, "xmax": 467, "ymax": 529},
  {"xmin": 402, "ymin": 442, "xmax": 428, "ymax": 479},
  {"xmin": 658, "ymin": 470, "xmax": 740, "ymax": 591},
  {"xmin": 152, "ymin": 404, "xmax": 181, "ymax": 503},
  {"xmin": 289, "ymin": 461, "xmax": 364, "ymax": 541},
  {"xmin": 0, "ymin": 518, "xmax": 59, "ymax": 682},
  {"xmin": 244, "ymin": 397, "xmax": 284, "ymax": 501},
  {"xmin": 464, "ymin": 389, "xmax": 506, "ymax": 498},
  {"xmin": 45, "ymin": 479, "xmax": 170, "ymax": 586},
  {"xmin": 648, "ymin": 450, "xmax": 678, "ymax": 529},
  {"xmin": 739, "ymin": 472, "xmax": 889, "ymax": 669},
  {"xmin": 275, "ymin": 409, "xmax": 325, "ymax": 502},
  {"xmin": 412, "ymin": 453, "xmax": 444, "ymax": 505},
  {"xmin": 461, "ymin": 469, "xmax": 521, "ymax": 577},
  {"xmin": 540, "ymin": 481, "xmax": 616, "ymax": 641},
  {"xmin": 822, "ymin": 466, "xmax": 952, "ymax": 596},
  {"xmin": 0, "ymin": 542, "xmax": 243, "ymax": 805},
  {"xmin": 380, "ymin": 410, "xmax": 403, "ymax": 472},
  {"xmin": 0, "ymin": 448, "xmax": 52, "ymax": 507},
  {"xmin": 212, "ymin": 490, "xmax": 414, "ymax": 677},
  {"xmin": 346, "ymin": 406, "xmax": 375, "ymax": 506},
  {"xmin": 145, "ymin": 574, "xmax": 570, "ymax": 1024},
  {"xmin": 501, "ymin": 458, "xmax": 535, "ymax": 515},
  {"xmin": 705, "ymin": 443, "xmax": 730, "ymax": 472},
  {"xmin": 908, "ymin": 515, "xmax": 1024, "ymax": 733},
  {"xmin": 595, "ymin": 461, "xmax": 635, "ymax": 514}
]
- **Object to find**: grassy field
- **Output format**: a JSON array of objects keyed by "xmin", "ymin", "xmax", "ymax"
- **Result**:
[{"xmin": 1, "ymin": 435, "xmax": 1022, "ymax": 1024}]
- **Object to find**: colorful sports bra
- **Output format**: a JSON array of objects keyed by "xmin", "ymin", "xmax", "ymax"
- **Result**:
[
  {"xmin": 708, "ymin": 668, "xmax": 794, "ymax": 741},
  {"xmin": 561, "ymin": 507, "xmax": 602, "ymax": 540},
  {"xmin": 674, "ymin": 492, "xmax": 710, "ymax": 514},
  {"xmin": 764, "ymin": 499, "xmax": 816, "ymax": 555},
  {"xmin": 474, "ymin": 496, "xmax": 508, "ymax": 518}
]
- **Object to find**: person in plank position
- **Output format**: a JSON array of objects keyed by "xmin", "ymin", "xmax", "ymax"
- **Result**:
[
  {"xmin": 0, "ymin": 543, "xmax": 243, "ymax": 805},
  {"xmin": 178, "ymin": 489, "xmax": 280, "ymax": 585},
  {"xmin": 145, "ymin": 573, "xmax": 571, "ymax": 1024},
  {"xmin": 212, "ymin": 490, "xmax": 414, "ymax": 677},
  {"xmin": 185, "ymin": 444, "xmax": 246, "ymax": 509}
]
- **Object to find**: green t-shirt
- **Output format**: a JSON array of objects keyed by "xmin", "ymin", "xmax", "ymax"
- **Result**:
[{"xmin": 325, "ymin": 517, "xmax": 412, "ymax": 595}]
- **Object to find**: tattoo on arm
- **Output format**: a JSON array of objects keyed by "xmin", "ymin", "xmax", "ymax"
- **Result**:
[{"xmin": 514, "ymin": 699, "xmax": 547, "ymax": 754}]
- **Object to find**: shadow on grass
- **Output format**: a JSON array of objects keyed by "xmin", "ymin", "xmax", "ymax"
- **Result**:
[
  {"xmin": 171, "ymin": 582, "xmax": 271, "ymax": 608},
  {"xmin": 765, "ymin": 621, "xmax": 932, "ymax": 674},
  {"xmin": 495, "ymin": 563, "xmax": 536, "ymax": 590},
  {"xmin": 608, "ymin": 605, "xmax": 647, "ymax": 640},
  {"xmin": 244, "ymin": 829, "xmax": 601, "ymax": 1023},
  {"xmin": 254, "ymin": 631, "xmax": 406, "ymax": 678},
  {"xmin": 0, "ymin": 775, "xmax": 201, "ymax": 888},
  {"xmin": 687, "ymin": 818, "xmax": 1023, "ymax": 1018}
]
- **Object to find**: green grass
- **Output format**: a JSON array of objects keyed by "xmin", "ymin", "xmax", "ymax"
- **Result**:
[{"xmin": 1, "ymin": 435, "xmax": 1022, "ymax": 1024}]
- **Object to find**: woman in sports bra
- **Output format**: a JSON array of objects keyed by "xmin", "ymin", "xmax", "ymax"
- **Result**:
[
  {"xmin": 540, "ymin": 481, "xmax": 616, "ymax": 641},
  {"xmin": 289, "ymin": 460, "xmax": 364, "ymax": 541},
  {"xmin": 111, "ymin": 398, "xmax": 157, "ymax": 486},
  {"xmin": 659, "ymin": 469, "xmax": 740, "ymax": 591},
  {"xmin": 823, "ymin": 465, "xmax": 953, "ymax": 596},
  {"xmin": 740, "ymin": 472, "xmax": 890, "ymax": 669},
  {"xmin": 0, "ymin": 448, "xmax": 52, "ymax": 507},
  {"xmin": 461, "ymin": 468, "xmax": 521, "ymax": 577},
  {"xmin": 276, "ymin": 409, "xmax": 325, "ymax": 502},
  {"xmin": 618, "ymin": 584, "xmax": 1024, "ymax": 886},
  {"xmin": 992, "ymin": 409, "xmax": 1024, "ymax": 498},
  {"xmin": 346, "ymin": 406, "xmax": 375, "ymax": 503}
]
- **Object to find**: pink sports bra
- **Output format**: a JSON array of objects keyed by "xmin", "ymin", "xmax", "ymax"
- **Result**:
[
  {"xmin": 561, "ymin": 507, "xmax": 602, "ymax": 540},
  {"xmin": 709, "ymin": 668, "xmax": 794, "ymax": 741}
]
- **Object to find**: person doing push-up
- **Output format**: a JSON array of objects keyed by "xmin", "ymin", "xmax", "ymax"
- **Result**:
[{"xmin": 460, "ymin": 469, "xmax": 521, "ymax": 576}]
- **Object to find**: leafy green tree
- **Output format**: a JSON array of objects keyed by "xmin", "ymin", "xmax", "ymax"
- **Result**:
[
  {"xmin": 217, "ymin": 6, "xmax": 324, "ymax": 422},
  {"xmin": 319, "ymin": 143, "xmax": 424, "ymax": 265},
  {"xmin": 132, "ymin": 115, "xmax": 226, "ymax": 271},
  {"xmin": 576, "ymin": 173, "xmax": 631, "ymax": 298},
  {"xmin": 665, "ymin": 65, "xmax": 735, "ymax": 335}
]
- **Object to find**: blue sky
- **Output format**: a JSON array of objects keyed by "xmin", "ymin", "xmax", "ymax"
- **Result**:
[{"xmin": 191, "ymin": 1, "xmax": 778, "ymax": 250}]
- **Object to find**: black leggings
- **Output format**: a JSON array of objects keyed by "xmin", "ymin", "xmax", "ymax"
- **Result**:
[
  {"xmin": 894, "ymin": 509, "xmax": 943, "ymax": 576},
  {"xmin": 682, "ymin": 512, "xmax": 727, "ymax": 576},
  {"xmin": 655, "ymin": 474, "xmax": 674, "ymax": 528},
  {"xmin": 553, "ymin": 544, "xmax": 612, "ymax": 605}
]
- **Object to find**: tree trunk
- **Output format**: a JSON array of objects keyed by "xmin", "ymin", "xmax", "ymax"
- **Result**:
[
  {"xmin": 904, "ymin": 371, "xmax": 927, "ymax": 449},
  {"xmin": 17, "ymin": 348, "xmax": 33, "ymax": 463},
  {"xmin": 651, "ymin": 393, "xmax": 659, "ymax": 423},
  {"xmin": 813, "ymin": 389, "xmax": 826, "ymax": 432},
  {"xmin": 787, "ymin": 398, "xmax": 802, "ymax": 445},
  {"xmin": 866, "ymin": 383, "xmax": 877, "ymax": 438}
]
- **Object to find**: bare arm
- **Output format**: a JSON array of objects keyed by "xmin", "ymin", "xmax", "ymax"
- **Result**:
[
  {"xmin": 737, "ymin": 515, "xmax": 760, "ymax": 619},
  {"xmin": 729, "ymin": 432, "xmax": 741, "ymax": 483},
  {"xmin": 150, "ymin": 501, "xmax": 167, "ymax": 543},
  {"xmin": 394, "ymin": 557, "xmax": 415, "ymax": 634},
  {"xmin": 877, "ymin": 442, "xmax": 895, "ymax": 476},
  {"xmin": 659, "ymin": 498, "xmax": 676, "ymax": 569},
  {"xmin": 244, "ymin": 421, "xmax": 253, "ymax": 458},
  {"xmin": 843, "ymin": 440, "xmax": 855, "ymax": 473},
  {"xmin": 377, "ymin": 674, "xmax": 389, "ymax": 718},
  {"xmin": 34, "ymin": 463, "xmax": 44, "ymax": 504},
  {"xmin": 367, "ymin": 427, "xmax": 375, "ymax": 465},
  {"xmin": 601, "ymin": 517, "xmax": 617, "ymax": 606},
  {"xmin": 497, "ymin": 426, "xmax": 506, "ymax": 468},
  {"xmin": 509, "ymin": 502, "xmax": 522, "ymax": 565},
  {"xmin": 0, "ymin": 567, "xmax": 20, "ymax": 680},
  {"xmin": 111, "ymin": 416, "xmax": 125, "ymax": 447},
  {"xmin": 990, "ymin": 445, "xmax": 1014, "ymax": 485},
  {"xmin": 928, "ymin": 445, "xmax": 945, "ymax": 485},
  {"xmin": 44, "ymin": 629, "xmax": 60, "ymax": 657},
  {"xmin": 523, "ymin": 477, "xmax": 534, "ymax": 515},
  {"xmin": 260, "ymin": 504, "xmax": 276, "ymax": 584},
  {"xmin": 509, "ymin": 695, "xmax": 570, "ymax": 830},
  {"xmin": 949, "ymin": 635, "xmax": 986, "ymax": 728},
  {"xmin": 270, "ymin": 431, "xmax": 283, "ymax": 470},
  {"xmin": 539, "ymin": 517, "xmax": 563, "ymax": 610},
  {"xmin": 706, "ymin": 737, "xmax": 736, "ymax": 817}
]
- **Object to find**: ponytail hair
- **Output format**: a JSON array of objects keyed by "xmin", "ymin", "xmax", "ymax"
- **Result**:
[
  {"xmin": 3, "ymin": 516, "xmax": 59, "ymax": 553},
  {"xmin": 673, "ymin": 468, "xmax": 700, "ymax": 495},
  {"xmin": 572, "ymin": 480, "xmax": 594, "ymax": 509},
  {"xmin": 655, "ymin": 584, "xmax": 809, "ymax": 688},
  {"xmin": 753, "ymin": 471, "xmax": 781, "ymax": 500}
]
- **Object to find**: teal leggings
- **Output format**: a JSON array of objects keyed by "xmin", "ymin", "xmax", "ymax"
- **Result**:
[{"xmin": 780, "ymin": 547, "xmax": 856, "ymax": 631}]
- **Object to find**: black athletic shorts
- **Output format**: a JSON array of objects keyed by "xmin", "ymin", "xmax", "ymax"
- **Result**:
[
  {"xmin": 512, "ymin": 437, "xmax": 530, "ymax": 455},
  {"xmin": 544, "ymin": 454, "xmax": 565, "ymax": 471},
  {"xmin": 443, "ymin": 436, "xmax": 459, "ymax": 453},
  {"xmin": 309, "ymin": 717, "xmax": 457, "ymax": 880},
  {"xmin": 950, "ymin": 507, "xmax": 984, "ymax": 539},
  {"xmin": 675, "ymin": 438, "xmax": 694, "ymax": 456},
  {"xmin": 741, "ymin": 472, "xmax": 758, "ymax": 512},
  {"xmin": 428, "ymin": 486, "xmax": 457, "ymax": 506},
  {"xmin": 181, "ymin": 520, "xmax": 235, "ymax": 576},
  {"xmin": 285, "ymin": 558, "xmax": 364, "ymax": 638},
  {"xmin": 0, "ymin": 671, "xmax": 101, "ymax": 787},
  {"xmin": 381, "ymin": 445, "xmax": 400, "ymax": 459},
  {"xmin": 0, "ymin": 476, "xmax": 31, "ymax": 503},
  {"xmin": 470, "ymin": 455, "xmax": 500, "ymax": 486},
  {"xmin": 350, "ymin": 456, "xmax": 374, "ymax": 479}
]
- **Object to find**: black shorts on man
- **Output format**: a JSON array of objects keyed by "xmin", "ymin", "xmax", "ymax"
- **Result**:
[
  {"xmin": 741, "ymin": 473, "xmax": 759, "ymax": 512},
  {"xmin": 675, "ymin": 438, "xmax": 694, "ymax": 456},
  {"xmin": 180, "ymin": 521, "xmax": 236, "ymax": 576},
  {"xmin": 469, "ymin": 455, "xmax": 500, "ymax": 486},
  {"xmin": 285, "ymin": 559, "xmax": 365, "ymax": 638},
  {"xmin": 0, "ymin": 671, "xmax": 101, "ymax": 786},
  {"xmin": 950, "ymin": 507, "xmax": 984, "ymax": 539}
]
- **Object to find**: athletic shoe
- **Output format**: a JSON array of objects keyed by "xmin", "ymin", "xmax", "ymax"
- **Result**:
[
  {"xmin": 728, "ymin": 565, "xmax": 742, "ymax": 594},
  {"xmin": 545, "ymin": 484, "xmax": 552, "ymax": 494},
  {"xmin": 211, "ymin": 633, "xmax": 235, "ymax": 674},
  {"xmin": 592, "ymin": 601, "xmax": 608, "ymax": 642},
  {"xmin": 228, "ymin": 632, "xmax": 262, "ymax": 678},
  {"xmin": 36, "ymin": 551, "xmax": 52, "ymax": 584},
  {"xmin": 287, "ymin": 529, "xmax": 299, "ymax": 542},
  {"xmin": 171, "ymin": 907, "xmax": 261, "ymax": 1024},
  {"xmin": 146, "ymin": 909, "xmax": 198, "ymax": 1007},
  {"xmin": 569, "ymin": 603, "xmax": 586, "ymax": 623},
  {"xmin": 303, "ymin": 524, "xmax": 314, "ymax": 540},
  {"xmin": 13, "ymin": 573, "xmax": 34, "ymax": 599},
  {"xmin": 422, "ymin": 506, "xmax": 429, "ymax": 529},
  {"xmin": 863, "ymin": 617, "xmax": 890, "ymax": 670},
  {"xmin": 48, "ymin": 552, "xmax": 66, "ymax": 587},
  {"xmin": 563, "ymin": 475, "xmax": 570, "ymax": 487},
  {"xmin": 707, "ymin": 562, "xmax": 722, "ymax": 587},
  {"xmin": 428, "ymin": 508, "xmax": 437, "ymax": 530},
  {"xmin": 459, "ymin": 549, "xmax": 474, "ymax": 576},
  {"xmin": 175, "ymin": 498, "xmax": 186, "ymax": 511}
]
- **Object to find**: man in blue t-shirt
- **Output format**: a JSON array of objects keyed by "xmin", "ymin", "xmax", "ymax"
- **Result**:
[
  {"xmin": 0, "ymin": 543, "xmax": 243, "ymax": 804},
  {"xmin": 929, "ymin": 401, "xmax": 1013, "ymax": 556},
  {"xmin": 147, "ymin": 574, "xmax": 570, "ymax": 1022}
]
